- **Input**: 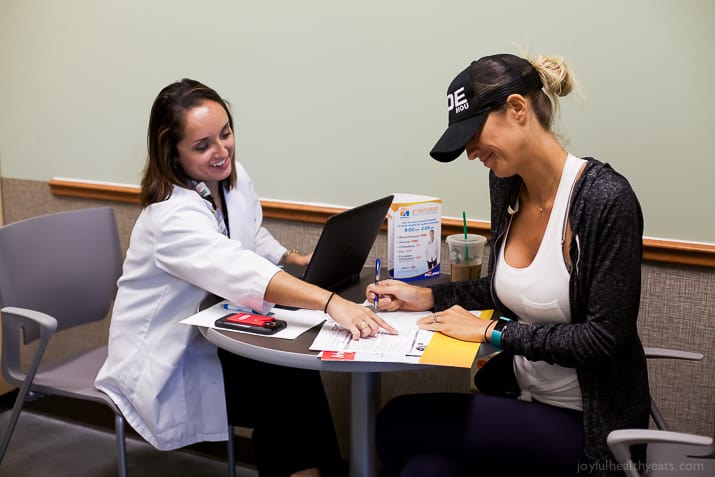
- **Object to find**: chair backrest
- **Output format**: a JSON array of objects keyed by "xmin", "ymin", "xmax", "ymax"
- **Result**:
[{"xmin": 0, "ymin": 207, "xmax": 123, "ymax": 343}]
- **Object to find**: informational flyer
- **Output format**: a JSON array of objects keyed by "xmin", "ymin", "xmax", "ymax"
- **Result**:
[{"xmin": 387, "ymin": 193, "xmax": 442, "ymax": 280}]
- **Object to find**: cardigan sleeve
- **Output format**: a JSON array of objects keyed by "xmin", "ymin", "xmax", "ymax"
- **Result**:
[{"xmin": 430, "ymin": 276, "xmax": 495, "ymax": 311}]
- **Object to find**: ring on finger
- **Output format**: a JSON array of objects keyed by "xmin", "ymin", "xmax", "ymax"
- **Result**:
[
  {"xmin": 432, "ymin": 313, "xmax": 439, "ymax": 324},
  {"xmin": 358, "ymin": 321, "xmax": 370, "ymax": 329}
]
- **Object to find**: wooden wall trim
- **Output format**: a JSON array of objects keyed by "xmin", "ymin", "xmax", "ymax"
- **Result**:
[
  {"xmin": 48, "ymin": 179, "xmax": 141, "ymax": 204},
  {"xmin": 48, "ymin": 178, "xmax": 715, "ymax": 268}
]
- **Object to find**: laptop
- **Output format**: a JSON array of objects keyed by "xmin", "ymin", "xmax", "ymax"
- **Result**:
[{"xmin": 282, "ymin": 194, "xmax": 394, "ymax": 292}]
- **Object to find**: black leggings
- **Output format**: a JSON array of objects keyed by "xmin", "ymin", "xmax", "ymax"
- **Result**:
[
  {"xmin": 218, "ymin": 349, "xmax": 343, "ymax": 477},
  {"xmin": 376, "ymin": 392, "xmax": 588, "ymax": 477}
]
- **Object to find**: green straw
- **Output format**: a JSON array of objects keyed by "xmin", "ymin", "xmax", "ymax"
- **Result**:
[{"xmin": 462, "ymin": 211, "xmax": 469, "ymax": 263}]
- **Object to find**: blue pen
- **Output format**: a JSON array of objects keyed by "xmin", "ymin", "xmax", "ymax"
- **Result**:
[
  {"xmin": 222, "ymin": 303, "xmax": 272, "ymax": 316},
  {"xmin": 374, "ymin": 258, "xmax": 381, "ymax": 312},
  {"xmin": 222, "ymin": 303, "xmax": 252, "ymax": 313}
]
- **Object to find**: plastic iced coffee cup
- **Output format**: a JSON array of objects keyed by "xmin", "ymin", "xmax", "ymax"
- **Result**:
[{"xmin": 446, "ymin": 234, "xmax": 486, "ymax": 281}]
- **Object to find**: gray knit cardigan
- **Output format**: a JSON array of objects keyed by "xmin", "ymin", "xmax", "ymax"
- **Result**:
[{"xmin": 430, "ymin": 158, "xmax": 650, "ymax": 476}]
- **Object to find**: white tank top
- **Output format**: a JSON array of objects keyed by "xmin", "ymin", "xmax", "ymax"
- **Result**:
[{"xmin": 494, "ymin": 153, "xmax": 585, "ymax": 411}]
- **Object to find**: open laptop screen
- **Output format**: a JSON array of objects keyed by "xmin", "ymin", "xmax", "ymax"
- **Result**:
[{"xmin": 282, "ymin": 195, "xmax": 393, "ymax": 292}]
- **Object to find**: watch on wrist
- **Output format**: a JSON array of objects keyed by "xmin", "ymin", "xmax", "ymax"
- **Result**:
[{"xmin": 490, "ymin": 317, "xmax": 511, "ymax": 349}]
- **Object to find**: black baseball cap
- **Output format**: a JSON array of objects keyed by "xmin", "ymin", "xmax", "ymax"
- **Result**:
[{"xmin": 430, "ymin": 54, "xmax": 544, "ymax": 162}]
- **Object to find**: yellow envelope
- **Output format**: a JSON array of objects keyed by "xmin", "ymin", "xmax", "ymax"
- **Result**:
[{"xmin": 419, "ymin": 309, "xmax": 494, "ymax": 367}]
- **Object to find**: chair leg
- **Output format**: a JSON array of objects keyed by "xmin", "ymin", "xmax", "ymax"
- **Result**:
[
  {"xmin": 115, "ymin": 413, "xmax": 128, "ymax": 477},
  {"xmin": 0, "ymin": 381, "xmax": 35, "ymax": 463},
  {"xmin": 227, "ymin": 423, "xmax": 236, "ymax": 477},
  {"xmin": 651, "ymin": 398, "xmax": 669, "ymax": 431}
]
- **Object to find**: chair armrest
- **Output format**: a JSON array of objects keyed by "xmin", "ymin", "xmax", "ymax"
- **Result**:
[
  {"xmin": 608, "ymin": 429, "xmax": 713, "ymax": 449},
  {"xmin": 2, "ymin": 306, "xmax": 58, "ymax": 332},
  {"xmin": 608, "ymin": 429, "xmax": 713, "ymax": 477},
  {"xmin": 1, "ymin": 306, "xmax": 58, "ymax": 386},
  {"xmin": 643, "ymin": 347, "xmax": 704, "ymax": 361},
  {"xmin": 642, "ymin": 346, "xmax": 704, "ymax": 431}
]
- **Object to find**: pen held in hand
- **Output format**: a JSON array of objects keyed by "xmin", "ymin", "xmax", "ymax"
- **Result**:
[{"xmin": 374, "ymin": 258, "xmax": 381, "ymax": 312}]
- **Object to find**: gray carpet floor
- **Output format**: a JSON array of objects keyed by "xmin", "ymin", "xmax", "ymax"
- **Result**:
[{"xmin": 0, "ymin": 396, "xmax": 258, "ymax": 477}]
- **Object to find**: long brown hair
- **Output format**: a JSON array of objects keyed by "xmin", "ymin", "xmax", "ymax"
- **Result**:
[{"xmin": 140, "ymin": 78, "xmax": 237, "ymax": 206}]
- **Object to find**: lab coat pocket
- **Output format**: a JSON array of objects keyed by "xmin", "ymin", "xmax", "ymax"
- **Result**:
[{"xmin": 132, "ymin": 355, "xmax": 189, "ymax": 434}]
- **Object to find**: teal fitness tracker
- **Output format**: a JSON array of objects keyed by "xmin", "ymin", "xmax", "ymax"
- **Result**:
[{"xmin": 490, "ymin": 317, "xmax": 511, "ymax": 349}]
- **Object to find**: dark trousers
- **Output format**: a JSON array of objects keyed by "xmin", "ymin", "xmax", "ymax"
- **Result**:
[
  {"xmin": 218, "ymin": 349, "xmax": 344, "ymax": 477},
  {"xmin": 376, "ymin": 392, "xmax": 587, "ymax": 477}
]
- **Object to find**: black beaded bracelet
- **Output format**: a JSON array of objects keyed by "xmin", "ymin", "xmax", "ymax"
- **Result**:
[
  {"xmin": 483, "ymin": 320, "xmax": 497, "ymax": 343},
  {"xmin": 323, "ymin": 292, "xmax": 336, "ymax": 314}
]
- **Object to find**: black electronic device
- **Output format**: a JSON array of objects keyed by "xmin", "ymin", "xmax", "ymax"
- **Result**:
[{"xmin": 282, "ymin": 195, "xmax": 393, "ymax": 292}]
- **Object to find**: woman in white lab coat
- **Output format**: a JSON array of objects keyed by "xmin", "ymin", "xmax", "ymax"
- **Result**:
[{"xmin": 95, "ymin": 78, "xmax": 395, "ymax": 477}]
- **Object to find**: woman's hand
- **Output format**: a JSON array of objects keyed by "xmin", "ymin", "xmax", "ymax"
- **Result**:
[
  {"xmin": 285, "ymin": 251, "xmax": 312, "ymax": 267},
  {"xmin": 366, "ymin": 279, "xmax": 434, "ymax": 312},
  {"xmin": 326, "ymin": 294, "xmax": 398, "ymax": 340},
  {"xmin": 416, "ymin": 305, "xmax": 492, "ymax": 342},
  {"xmin": 264, "ymin": 271, "xmax": 395, "ymax": 340}
]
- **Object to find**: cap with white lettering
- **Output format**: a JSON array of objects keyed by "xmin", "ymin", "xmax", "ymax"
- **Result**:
[{"xmin": 430, "ymin": 54, "xmax": 543, "ymax": 163}]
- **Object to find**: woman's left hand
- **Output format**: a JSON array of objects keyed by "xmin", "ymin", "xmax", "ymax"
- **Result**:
[
  {"xmin": 416, "ymin": 305, "xmax": 491, "ymax": 342},
  {"xmin": 285, "ymin": 251, "xmax": 313, "ymax": 267}
]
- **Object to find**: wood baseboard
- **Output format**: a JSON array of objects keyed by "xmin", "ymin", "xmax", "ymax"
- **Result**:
[{"xmin": 47, "ymin": 178, "xmax": 715, "ymax": 268}]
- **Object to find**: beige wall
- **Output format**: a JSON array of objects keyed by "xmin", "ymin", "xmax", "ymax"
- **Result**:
[
  {"xmin": 1, "ymin": 1, "xmax": 714, "ymax": 243},
  {"xmin": 1, "ymin": 178, "xmax": 713, "ymax": 457}
]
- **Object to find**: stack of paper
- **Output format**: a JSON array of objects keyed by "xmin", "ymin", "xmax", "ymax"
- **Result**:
[
  {"xmin": 310, "ymin": 309, "xmax": 493, "ymax": 368},
  {"xmin": 181, "ymin": 299, "xmax": 492, "ymax": 368}
]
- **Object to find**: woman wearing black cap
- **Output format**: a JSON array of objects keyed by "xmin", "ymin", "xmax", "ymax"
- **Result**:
[{"xmin": 367, "ymin": 53, "xmax": 649, "ymax": 477}]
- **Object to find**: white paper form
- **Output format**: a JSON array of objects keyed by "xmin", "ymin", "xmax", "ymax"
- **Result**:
[
  {"xmin": 309, "ymin": 310, "xmax": 435, "ymax": 361},
  {"xmin": 180, "ymin": 300, "xmax": 326, "ymax": 339}
]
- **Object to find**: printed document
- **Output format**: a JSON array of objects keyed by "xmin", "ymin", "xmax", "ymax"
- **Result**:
[
  {"xmin": 310, "ymin": 310, "xmax": 434, "ymax": 360},
  {"xmin": 310, "ymin": 308, "xmax": 488, "ymax": 367}
]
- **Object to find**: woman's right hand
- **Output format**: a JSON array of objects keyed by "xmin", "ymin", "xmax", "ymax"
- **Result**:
[
  {"xmin": 264, "ymin": 271, "xmax": 397, "ymax": 340},
  {"xmin": 366, "ymin": 279, "xmax": 434, "ymax": 312},
  {"xmin": 326, "ymin": 294, "xmax": 398, "ymax": 340}
]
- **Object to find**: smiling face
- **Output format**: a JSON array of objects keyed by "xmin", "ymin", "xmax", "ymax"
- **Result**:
[
  {"xmin": 175, "ymin": 99, "xmax": 234, "ymax": 186},
  {"xmin": 464, "ymin": 95, "xmax": 531, "ymax": 178}
]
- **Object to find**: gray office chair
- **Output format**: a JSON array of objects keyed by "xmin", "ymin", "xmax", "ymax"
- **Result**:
[
  {"xmin": 607, "ymin": 347, "xmax": 714, "ymax": 477},
  {"xmin": 0, "ymin": 207, "xmax": 130, "ymax": 475},
  {"xmin": 0, "ymin": 207, "xmax": 237, "ymax": 477},
  {"xmin": 643, "ymin": 347, "xmax": 705, "ymax": 431}
]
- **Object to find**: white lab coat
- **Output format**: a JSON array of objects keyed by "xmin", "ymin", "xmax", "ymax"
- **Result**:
[{"xmin": 95, "ymin": 161, "xmax": 286, "ymax": 450}]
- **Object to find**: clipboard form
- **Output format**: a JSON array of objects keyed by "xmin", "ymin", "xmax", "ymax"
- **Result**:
[{"xmin": 310, "ymin": 308, "xmax": 494, "ymax": 368}]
